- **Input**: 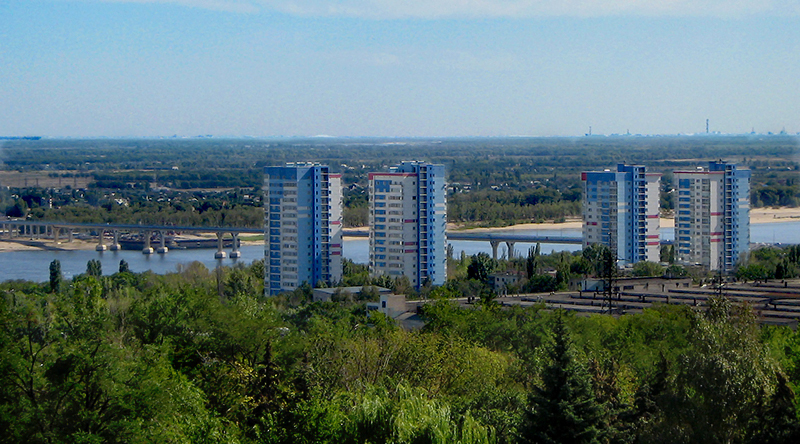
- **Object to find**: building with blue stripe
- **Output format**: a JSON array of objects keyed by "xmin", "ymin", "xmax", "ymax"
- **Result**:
[
  {"xmin": 264, "ymin": 163, "xmax": 342, "ymax": 295},
  {"xmin": 582, "ymin": 164, "xmax": 661, "ymax": 265},
  {"xmin": 369, "ymin": 161, "xmax": 447, "ymax": 288}
]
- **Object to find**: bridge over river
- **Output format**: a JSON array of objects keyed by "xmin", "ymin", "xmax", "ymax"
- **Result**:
[
  {"xmin": 341, "ymin": 228, "xmax": 585, "ymax": 259},
  {"xmin": 341, "ymin": 228, "xmax": 679, "ymax": 259},
  {"xmin": 3, "ymin": 220, "xmax": 676, "ymax": 261},
  {"xmin": 0, "ymin": 220, "xmax": 263, "ymax": 258}
]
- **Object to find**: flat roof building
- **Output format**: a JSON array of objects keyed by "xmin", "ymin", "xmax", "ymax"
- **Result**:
[
  {"xmin": 674, "ymin": 161, "xmax": 750, "ymax": 272},
  {"xmin": 264, "ymin": 163, "xmax": 343, "ymax": 295},
  {"xmin": 582, "ymin": 164, "xmax": 661, "ymax": 265},
  {"xmin": 369, "ymin": 161, "xmax": 447, "ymax": 288}
]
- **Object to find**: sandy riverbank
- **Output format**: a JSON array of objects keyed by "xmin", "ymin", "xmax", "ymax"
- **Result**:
[
  {"xmin": 0, "ymin": 239, "xmax": 99, "ymax": 252},
  {"xmin": 1, "ymin": 207, "xmax": 797, "ymax": 252},
  {"xmin": 447, "ymin": 207, "xmax": 800, "ymax": 232}
]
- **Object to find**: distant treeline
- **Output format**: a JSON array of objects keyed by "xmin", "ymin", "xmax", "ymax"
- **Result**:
[
  {"xmin": 92, "ymin": 170, "xmax": 263, "ymax": 190},
  {"xmin": 2, "ymin": 136, "xmax": 797, "ymax": 226}
]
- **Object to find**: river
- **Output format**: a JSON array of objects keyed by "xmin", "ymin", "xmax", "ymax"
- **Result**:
[{"xmin": 0, "ymin": 222, "xmax": 797, "ymax": 283}]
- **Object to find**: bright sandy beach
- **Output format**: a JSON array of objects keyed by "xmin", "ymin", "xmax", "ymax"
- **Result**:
[{"xmin": 449, "ymin": 206, "xmax": 800, "ymax": 232}]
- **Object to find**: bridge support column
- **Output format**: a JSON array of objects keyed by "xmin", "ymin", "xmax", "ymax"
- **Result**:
[
  {"xmin": 53, "ymin": 227, "xmax": 60, "ymax": 244},
  {"xmin": 96, "ymin": 229, "xmax": 108, "ymax": 251},
  {"xmin": 229, "ymin": 233, "xmax": 241, "ymax": 258},
  {"xmin": 490, "ymin": 241, "xmax": 500, "ymax": 260},
  {"xmin": 109, "ymin": 230, "xmax": 121, "ymax": 251},
  {"xmin": 67, "ymin": 229, "xmax": 73, "ymax": 243},
  {"xmin": 214, "ymin": 232, "xmax": 227, "ymax": 259},
  {"xmin": 156, "ymin": 231, "xmax": 169, "ymax": 254},
  {"xmin": 505, "ymin": 241, "xmax": 515, "ymax": 259},
  {"xmin": 142, "ymin": 230, "xmax": 154, "ymax": 254}
]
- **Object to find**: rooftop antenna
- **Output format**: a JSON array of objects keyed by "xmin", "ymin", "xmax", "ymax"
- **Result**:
[{"xmin": 706, "ymin": 119, "xmax": 709, "ymax": 134}]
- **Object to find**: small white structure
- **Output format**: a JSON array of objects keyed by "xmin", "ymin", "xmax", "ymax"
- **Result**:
[{"xmin": 366, "ymin": 293, "xmax": 407, "ymax": 319}]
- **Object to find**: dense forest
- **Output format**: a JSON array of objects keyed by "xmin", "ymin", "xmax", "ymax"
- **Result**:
[
  {"xmin": 1, "ymin": 136, "xmax": 797, "ymax": 227},
  {"xmin": 2, "ymin": 250, "xmax": 800, "ymax": 443}
]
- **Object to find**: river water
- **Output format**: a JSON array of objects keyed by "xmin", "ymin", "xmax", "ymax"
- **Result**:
[{"xmin": 1, "ymin": 222, "xmax": 797, "ymax": 283}]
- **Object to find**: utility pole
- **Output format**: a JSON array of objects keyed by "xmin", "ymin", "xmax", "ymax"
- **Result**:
[{"xmin": 602, "ymin": 247, "xmax": 618, "ymax": 314}]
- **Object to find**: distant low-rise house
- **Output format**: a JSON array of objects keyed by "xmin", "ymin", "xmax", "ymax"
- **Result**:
[
  {"xmin": 366, "ymin": 293, "xmax": 407, "ymax": 318},
  {"xmin": 489, "ymin": 271, "xmax": 522, "ymax": 295},
  {"xmin": 366, "ymin": 294, "xmax": 426, "ymax": 330}
]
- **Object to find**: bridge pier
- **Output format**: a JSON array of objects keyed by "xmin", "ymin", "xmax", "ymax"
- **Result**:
[
  {"xmin": 156, "ymin": 231, "xmax": 169, "ymax": 254},
  {"xmin": 142, "ymin": 230, "xmax": 154, "ymax": 254},
  {"xmin": 229, "ymin": 233, "xmax": 241, "ymax": 258},
  {"xmin": 490, "ymin": 241, "xmax": 500, "ymax": 260},
  {"xmin": 96, "ymin": 229, "xmax": 108, "ymax": 251},
  {"xmin": 53, "ymin": 227, "xmax": 60, "ymax": 244},
  {"xmin": 109, "ymin": 230, "xmax": 121, "ymax": 251},
  {"xmin": 214, "ymin": 232, "xmax": 227, "ymax": 259},
  {"xmin": 506, "ymin": 241, "xmax": 516, "ymax": 259}
]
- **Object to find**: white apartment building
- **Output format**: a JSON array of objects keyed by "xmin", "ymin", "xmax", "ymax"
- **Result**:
[
  {"xmin": 369, "ymin": 161, "xmax": 446, "ymax": 288},
  {"xmin": 264, "ymin": 163, "xmax": 343, "ymax": 295},
  {"xmin": 582, "ymin": 164, "xmax": 661, "ymax": 265},
  {"xmin": 674, "ymin": 161, "xmax": 750, "ymax": 272}
]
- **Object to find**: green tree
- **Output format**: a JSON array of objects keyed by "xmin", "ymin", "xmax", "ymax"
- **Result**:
[
  {"xmin": 86, "ymin": 259, "xmax": 102, "ymax": 277},
  {"xmin": 582, "ymin": 243, "xmax": 613, "ymax": 277},
  {"xmin": 632, "ymin": 261, "xmax": 664, "ymax": 277},
  {"xmin": 467, "ymin": 253, "xmax": 496, "ymax": 285},
  {"xmin": 342, "ymin": 384, "xmax": 496, "ymax": 444},
  {"xmin": 118, "ymin": 259, "xmax": 129, "ymax": 274},
  {"xmin": 526, "ymin": 245, "xmax": 540, "ymax": 279},
  {"xmin": 645, "ymin": 297, "xmax": 782, "ymax": 443},
  {"xmin": 750, "ymin": 372, "xmax": 800, "ymax": 444},
  {"xmin": 664, "ymin": 264, "xmax": 688, "ymax": 278},
  {"xmin": 49, "ymin": 260, "xmax": 61, "ymax": 293},
  {"xmin": 357, "ymin": 285, "xmax": 380, "ymax": 302},
  {"xmin": 521, "ymin": 312, "xmax": 604, "ymax": 444}
]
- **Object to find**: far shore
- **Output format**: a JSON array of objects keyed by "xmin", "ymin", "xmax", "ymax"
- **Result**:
[
  {"xmin": 2, "ymin": 207, "xmax": 798, "ymax": 253},
  {"xmin": 447, "ymin": 206, "xmax": 800, "ymax": 232}
]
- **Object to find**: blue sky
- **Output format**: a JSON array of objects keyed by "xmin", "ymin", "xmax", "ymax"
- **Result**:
[{"xmin": 1, "ymin": 0, "xmax": 799, "ymax": 137}]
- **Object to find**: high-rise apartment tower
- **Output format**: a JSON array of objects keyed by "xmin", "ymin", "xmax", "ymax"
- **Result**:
[
  {"xmin": 582, "ymin": 164, "xmax": 661, "ymax": 265},
  {"xmin": 674, "ymin": 161, "xmax": 750, "ymax": 271},
  {"xmin": 264, "ymin": 163, "xmax": 343, "ymax": 295},
  {"xmin": 369, "ymin": 161, "xmax": 447, "ymax": 288}
]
